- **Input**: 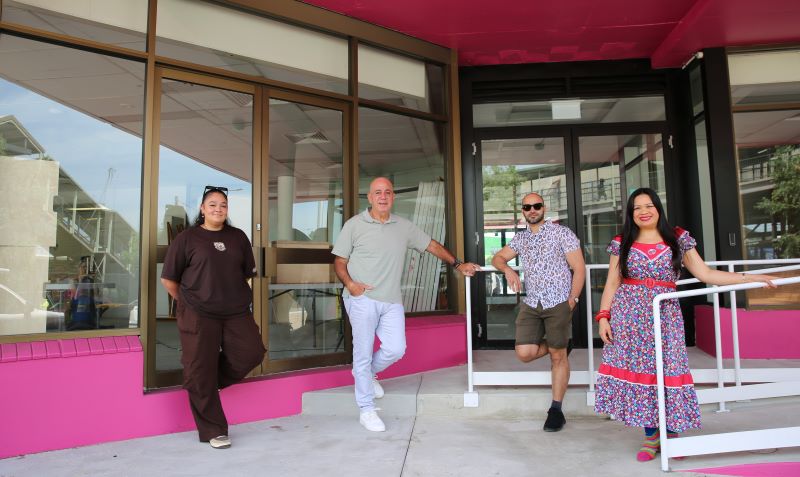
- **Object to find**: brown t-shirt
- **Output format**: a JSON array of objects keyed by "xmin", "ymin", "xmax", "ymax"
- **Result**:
[{"xmin": 162, "ymin": 225, "xmax": 256, "ymax": 319}]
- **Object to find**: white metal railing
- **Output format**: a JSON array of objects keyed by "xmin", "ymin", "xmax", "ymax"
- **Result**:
[
  {"xmin": 464, "ymin": 265, "xmax": 596, "ymax": 408},
  {"xmin": 586, "ymin": 259, "xmax": 800, "ymax": 407},
  {"xmin": 466, "ymin": 260, "xmax": 800, "ymax": 406},
  {"xmin": 652, "ymin": 274, "xmax": 800, "ymax": 471},
  {"xmin": 465, "ymin": 260, "xmax": 800, "ymax": 470}
]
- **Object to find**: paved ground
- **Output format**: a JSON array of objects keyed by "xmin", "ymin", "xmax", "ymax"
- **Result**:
[
  {"xmin": 2, "ymin": 398, "xmax": 799, "ymax": 476},
  {"xmin": 3, "ymin": 349, "xmax": 799, "ymax": 477}
]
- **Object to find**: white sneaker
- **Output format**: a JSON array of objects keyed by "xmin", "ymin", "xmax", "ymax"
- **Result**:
[
  {"xmin": 359, "ymin": 410, "xmax": 386, "ymax": 432},
  {"xmin": 209, "ymin": 435, "xmax": 231, "ymax": 449},
  {"xmin": 372, "ymin": 377, "xmax": 385, "ymax": 399}
]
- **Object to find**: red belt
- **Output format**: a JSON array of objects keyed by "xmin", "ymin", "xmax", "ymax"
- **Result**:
[{"xmin": 622, "ymin": 278, "xmax": 676, "ymax": 289}]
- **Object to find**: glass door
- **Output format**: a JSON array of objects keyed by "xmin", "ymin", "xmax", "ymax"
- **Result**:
[
  {"xmin": 151, "ymin": 69, "xmax": 256, "ymax": 387},
  {"xmin": 475, "ymin": 133, "xmax": 573, "ymax": 346},
  {"xmin": 147, "ymin": 72, "xmax": 352, "ymax": 387},
  {"xmin": 472, "ymin": 128, "xmax": 670, "ymax": 349},
  {"xmin": 261, "ymin": 91, "xmax": 351, "ymax": 373},
  {"xmin": 577, "ymin": 132, "xmax": 669, "ymax": 344}
]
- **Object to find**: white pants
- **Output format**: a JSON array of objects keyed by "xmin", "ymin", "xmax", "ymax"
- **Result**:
[{"xmin": 344, "ymin": 294, "xmax": 406, "ymax": 411}]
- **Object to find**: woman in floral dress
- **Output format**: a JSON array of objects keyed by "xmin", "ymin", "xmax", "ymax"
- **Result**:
[{"xmin": 593, "ymin": 188, "xmax": 776, "ymax": 462}]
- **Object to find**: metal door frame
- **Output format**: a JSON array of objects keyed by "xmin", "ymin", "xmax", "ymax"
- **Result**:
[{"xmin": 470, "ymin": 121, "xmax": 672, "ymax": 349}]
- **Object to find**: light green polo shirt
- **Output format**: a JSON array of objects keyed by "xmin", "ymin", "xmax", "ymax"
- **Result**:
[{"xmin": 332, "ymin": 209, "xmax": 432, "ymax": 304}]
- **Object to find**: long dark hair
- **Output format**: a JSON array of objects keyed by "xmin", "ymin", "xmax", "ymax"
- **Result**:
[
  {"xmin": 193, "ymin": 187, "xmax": 231, "ymax": 227},
  {"xmin": 619, "ymin": 188, "xmax": 681, "ymax": 278}
]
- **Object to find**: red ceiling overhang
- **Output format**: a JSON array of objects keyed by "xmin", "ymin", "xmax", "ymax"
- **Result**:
[{"xmin": 301, "ymin": 0, "xmax": 800, "ymax": 68}]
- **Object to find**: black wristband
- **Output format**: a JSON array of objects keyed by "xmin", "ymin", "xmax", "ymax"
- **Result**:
[{"xmin": 452, "ymin": 258, "xmax": 464, "ymax": 269}]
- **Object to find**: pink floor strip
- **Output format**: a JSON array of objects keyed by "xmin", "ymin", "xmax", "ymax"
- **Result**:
[{"xmin": 685, "ymin": 462, "xmax": 800, "ymax": 477}]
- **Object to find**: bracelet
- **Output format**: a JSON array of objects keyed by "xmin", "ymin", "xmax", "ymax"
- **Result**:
[
  {"xmin": 452, "ymin": 258, "xmax": 464, "ymax": 269},
  {"xmin": 594, "ymin": 309, "xmax": 611, "ymax": 322}
]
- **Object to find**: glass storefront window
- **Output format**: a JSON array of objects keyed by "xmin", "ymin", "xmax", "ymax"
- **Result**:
[
  {"xmin": 2, "ymin": 0, "xmax": 147, "ymax": 51},
  {"xmin": 358, "ymin": 107, "xmax": 447, "ymax": 312},
  {"xmin": 730, "ymin": 49, "xmax": 800, "ymax": 307},
  {"xmin": 154, "ymin": 78, "xmax": 254, "ymax": 372},
  {"xmin": 266, "ymin": 98, "xmax": 345, "ymax": 361},
  {"xmin": 0, "ymin": 34, "xmax": 144, "ymax": 336},
  {"xmin": 358, "ymin": 44, "xmax": 444, "ymax": 114},
  {"xmin": 155, "ymin": 0, "xmax": 348, "ymax": 95},
  {"xmin": 473, "ymin": 96, "xmax": 666, "ymax": 128},
  {"xmin": 730, "ymin": 50, "xmax": 800, "ymax": 107},
  {"xmin": 733, "ymin": 110, "xmax": 800, "ymax": 261}
]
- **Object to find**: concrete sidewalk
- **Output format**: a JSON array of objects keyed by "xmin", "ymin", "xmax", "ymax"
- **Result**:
[
  {"xmin": 2, "ymin": 408, "xmax": 799, "ymax": 477},
  {"xmin": 2, "ymin": 350, "xmax": 800, "ymax": 477}
]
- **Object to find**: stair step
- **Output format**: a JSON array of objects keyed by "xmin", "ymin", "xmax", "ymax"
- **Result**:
[
  {"xmin": 304, "ymin": 368, "xmax": 595, "ymax": 418},
  {"xmin": 302, "ymin": 364, "xmax": 797, "ymax": 419}
]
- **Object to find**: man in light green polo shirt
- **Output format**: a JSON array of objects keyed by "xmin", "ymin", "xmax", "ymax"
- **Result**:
[{"xmin": 332, "ymin": 177, "xmax": 479, "ymax": 432}]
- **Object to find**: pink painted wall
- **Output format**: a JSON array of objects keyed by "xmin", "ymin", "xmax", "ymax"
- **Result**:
[
  {"xmin": 379, "ymin": 315, "xmax": 467, "ymax": 379},
  {"xmin": 0, "ymin": 315, "xmax": 466, "ymax": 459},
  {"xmin": 694, "ymin": 305, "xmax": 800, "ymax": 359}
]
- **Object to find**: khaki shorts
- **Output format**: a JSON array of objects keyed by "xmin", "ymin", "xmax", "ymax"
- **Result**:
[{"xmin": 514, "ymin": 300, "xmax": 573, "ymax": 349}]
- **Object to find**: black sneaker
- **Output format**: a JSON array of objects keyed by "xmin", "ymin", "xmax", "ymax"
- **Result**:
[{"xmin": 543, "ymin": 408, "xmax": 566, "ymax": 432}]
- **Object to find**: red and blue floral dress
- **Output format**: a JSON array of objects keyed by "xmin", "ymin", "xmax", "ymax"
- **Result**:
[{"xmin": 594, "ymin": 227, "xmax": 701, "ymax": 433}]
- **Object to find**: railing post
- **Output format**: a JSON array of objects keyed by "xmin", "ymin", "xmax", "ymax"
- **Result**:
[
  {"xmin": 466, "ymin": 276, "xmax": 474, "ymax": 393},
  {"xmin": 653, "ymin": 297, "xmax": 670, "ymax": 472},
  {"xmin": 712, "ymin": 290, "xmax": 728, "ymax": 412},
  {"xmin": 464, "ymin": 271, "xmax": 480, "ymax": 407},
  {"xmin": 728, "ymin": 264, "xmax": 743, "ymax": 389},
  {"xmin": 586, "ymin": 267, "xmax": 595, "ymax": 395}
]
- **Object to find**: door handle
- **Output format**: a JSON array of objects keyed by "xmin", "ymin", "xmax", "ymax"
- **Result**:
[{"xmin": 253, "ymin": 246, "xmax": 266, "ymax": 278}]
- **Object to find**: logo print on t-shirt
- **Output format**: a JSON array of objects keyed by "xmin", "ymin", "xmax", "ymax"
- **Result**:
[{"xmin": 213, "ymin": 242, "xmax": 226, "ymax": 252}]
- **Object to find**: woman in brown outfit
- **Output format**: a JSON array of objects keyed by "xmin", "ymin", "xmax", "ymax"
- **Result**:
[{"xmin": 161, "ymin": 186, "xmax": 265, "ymax": 449}]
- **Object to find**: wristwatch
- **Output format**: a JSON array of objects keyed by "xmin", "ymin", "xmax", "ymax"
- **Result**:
[{"xmin": 452, "ymin": 258, "xmax": 464, "ymax": 269}]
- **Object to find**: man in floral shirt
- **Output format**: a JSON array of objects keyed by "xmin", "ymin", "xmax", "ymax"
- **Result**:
[{"xmin": 492, "ymin": 192, "xmax": 585, "ymax": 432}]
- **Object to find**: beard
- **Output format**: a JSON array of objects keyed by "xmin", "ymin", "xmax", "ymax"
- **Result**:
[{"xmin": 525, "ymin": 214, "xmax": 544, "ymax": 225}]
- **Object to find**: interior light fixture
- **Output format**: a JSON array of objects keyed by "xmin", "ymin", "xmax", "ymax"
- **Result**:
[{"xmin": 551, "ymin": 100, "xmax": 581, "ymax": 120}]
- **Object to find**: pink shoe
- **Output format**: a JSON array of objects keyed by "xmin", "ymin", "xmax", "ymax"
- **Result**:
[
  {"xmin": 636, "ymin": 449, "xmax": 658, "ymax": 462},
  {"xmin": 637, "ymin": 430, "xmax": 660, "ymax": 462}
]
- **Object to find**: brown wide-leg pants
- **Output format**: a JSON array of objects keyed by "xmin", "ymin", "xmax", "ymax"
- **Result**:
[{"xmin": 177, "ymin": 301, "xmax": 266, "ymax": 442}]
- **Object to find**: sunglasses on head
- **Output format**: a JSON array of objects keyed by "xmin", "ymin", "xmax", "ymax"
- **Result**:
[
  {"xmin": 521, "ymin": 202, "xmax": 544, "ymax": 211},
  {"xmin": 203, "ymin": 185, "xmax": 228, "ymax": 197}
]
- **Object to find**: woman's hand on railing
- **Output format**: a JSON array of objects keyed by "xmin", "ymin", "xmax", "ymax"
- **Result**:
[
  {"xmin": 743, "ymin": 273, "xmax": 779, "ymax": 288},
  {"xmin": 598, "ymin": 319, "xmax": 612, "ymax": 345}
]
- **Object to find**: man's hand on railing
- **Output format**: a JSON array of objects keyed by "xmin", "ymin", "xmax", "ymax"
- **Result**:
[
  {"xmin": 455, "ymin": 262, "xmax": 482, "ymax": 277},
  {"xmin": 503, "ymin": 268, "xmax": 522, "ymax": 293}
]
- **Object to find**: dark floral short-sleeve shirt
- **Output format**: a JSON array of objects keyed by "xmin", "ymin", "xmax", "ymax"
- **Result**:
[{"xmin": 508, "ymin": 220, "xmax": 581, "ymax": 309}]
